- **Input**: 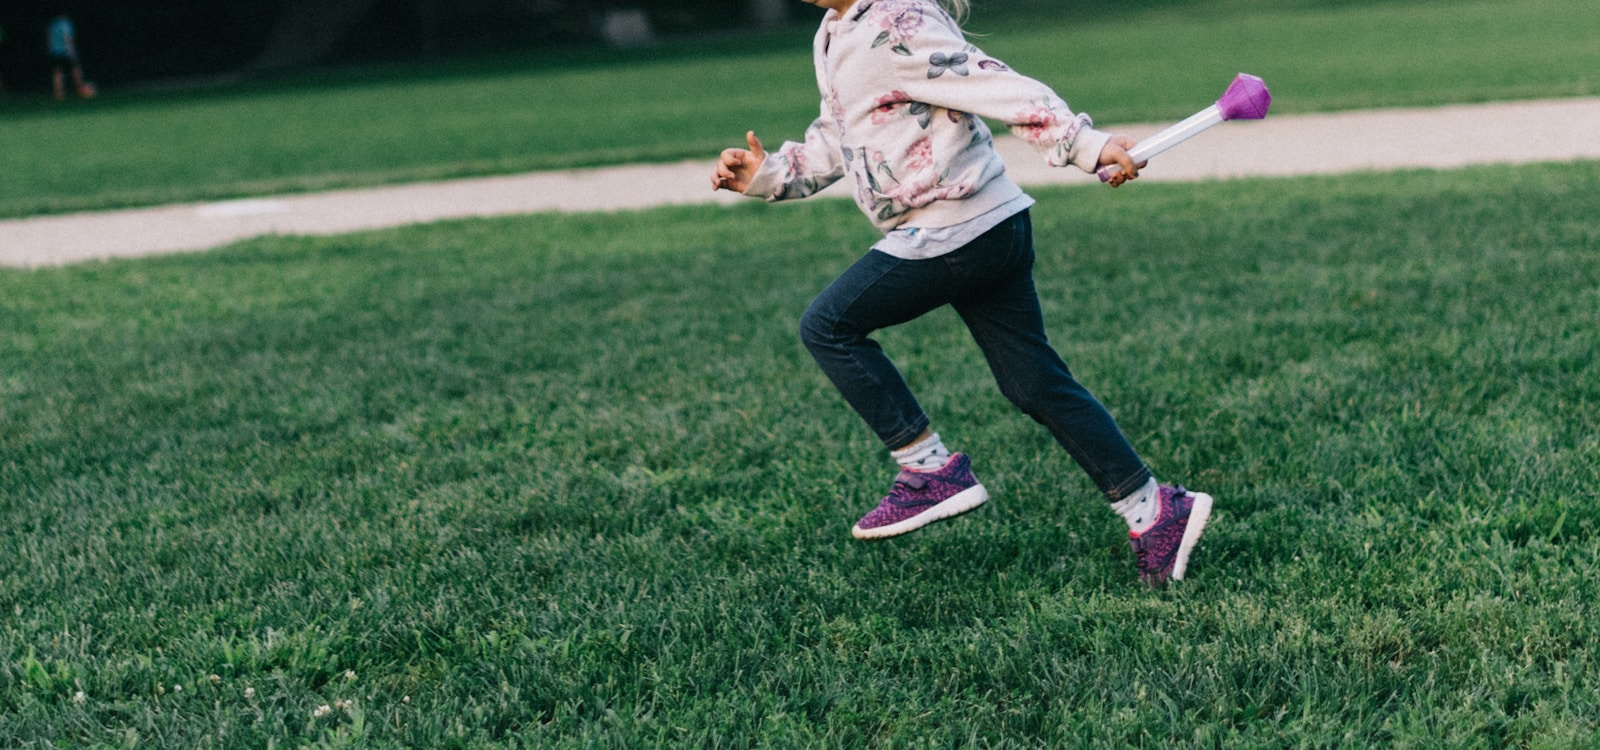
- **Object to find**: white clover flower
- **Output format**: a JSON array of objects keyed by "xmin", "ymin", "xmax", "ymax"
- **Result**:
[
  {"xmin": 72, "ymin": 691, "xmax": 87, "ymax": 705},
  {"xmin": 313, "ymin": 704, "xmax": 332, "ymax": 718},
  {"xmin": 402, "ymin": 695, "xmax": 411, "ymax": 704},
  {"xmin": 209, "ymin": 674, "xmax": 222, "ymax": 686},
  {"xmin": 172, "ymin": 684, "xmax": 182, "ymax": 693},
  {"xmin": 343, "ymin": 670, "xmax": 357, "ymax": 682},
  {"xmin": 244, "ymin": 687, "xmax": 256, "ymax": 699}
]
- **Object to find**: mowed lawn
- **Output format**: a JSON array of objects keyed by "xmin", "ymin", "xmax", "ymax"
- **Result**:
[
  {"xmin": 1, "ymin": 0, "xmax": 1597, "ymax": 217},
  {"xmin": 3, "ymin": 161, "xmax": 1599, "ymax": 745},
  {"xmin": 5, "ymin": 0, "xmax": 1600, "ymax": 744}
]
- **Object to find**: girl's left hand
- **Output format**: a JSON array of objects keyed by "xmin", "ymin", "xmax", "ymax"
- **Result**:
[{"xmin": 1098, "ymin": 135, "xmax": 1146, "ymax": 188}]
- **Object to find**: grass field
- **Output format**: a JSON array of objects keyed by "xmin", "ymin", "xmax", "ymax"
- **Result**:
[
  {"xmin": 3, "ymin": 160, "xmax": 1599, "ymax": 745},
  {"xmin": 1, "ymin": 0, "xmax": 1596, "ymax": 218}
]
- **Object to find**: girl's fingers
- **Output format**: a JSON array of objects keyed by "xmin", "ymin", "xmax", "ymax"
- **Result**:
[
  {"xmin": 712, "ymin": 158, "xmax": 744, "ymax": 191},
  {"xmin": 712, "ymin": 160, "xmax": 734, "ymax": 189},
  {"xmin": 712, "ymin": 136, "xmax": 762, "ymax": 192}
]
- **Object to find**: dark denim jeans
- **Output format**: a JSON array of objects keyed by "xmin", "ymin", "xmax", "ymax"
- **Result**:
[{"xmin": 799, "ymin": 209, "xmax": 1152, "ymax": 501}]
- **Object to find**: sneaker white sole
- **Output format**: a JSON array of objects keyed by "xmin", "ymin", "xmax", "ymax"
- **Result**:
[
  {"xmin": 851, "ymin": 484, "xmax": 990, "ymax": 540},
  {"xmin": 1169, "ymin": 491, "xmax": 1214, "ymax": 581}
]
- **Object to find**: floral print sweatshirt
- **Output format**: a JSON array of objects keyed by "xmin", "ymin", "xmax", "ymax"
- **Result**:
[{"xmin": 743, "ymin": 0, "xmax": 1111, "ymax": 235}]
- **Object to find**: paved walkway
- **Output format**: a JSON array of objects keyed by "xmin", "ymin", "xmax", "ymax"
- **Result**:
[{"xmin": 3, "ymin": 97, "xmax": 1598, "ymax": 268}]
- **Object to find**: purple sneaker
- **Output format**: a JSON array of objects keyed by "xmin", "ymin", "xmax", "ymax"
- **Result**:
[
  {"xmin": 851, "ymin": 453, "xmax": 989, "ymax": 540},
  {"xmin": 1129, "ymin": 485, "xmax": 1214, "ymax": 587}
]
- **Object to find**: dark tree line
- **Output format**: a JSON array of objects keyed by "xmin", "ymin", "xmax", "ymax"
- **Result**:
[{"xmin": 0, "ymin": 0, "xmax": 784, "ymax": 91}]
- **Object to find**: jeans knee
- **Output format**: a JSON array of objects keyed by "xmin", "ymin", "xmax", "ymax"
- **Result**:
[
  {"xmin": 1001, "ymin": 382, "xmax": 1047, "ymax": 419},
  {"xmin": 798, "ymin": 302, "xmax": 835, "ymax": 353},
  {"xmin": 999, "ymin": 371, "xmax": 1077, "ymax": 421}
]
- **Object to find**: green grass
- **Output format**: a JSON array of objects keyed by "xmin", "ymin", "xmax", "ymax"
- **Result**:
[
  {"xmin": 1, "ymin": 0, "xmax": 1596, "ymax": 218},
  {"xmin": 3, "ymin": 161, "xmax": 1599, "ymax": 746}
]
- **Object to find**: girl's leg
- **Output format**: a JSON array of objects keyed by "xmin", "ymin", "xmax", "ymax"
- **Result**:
[
  {"xmin": 946, "ymin": 211, "xmax": 1152, "ymax": 500},
  {"xmin": 955, "ymin": 211, "xmax": 1212, "ymax": 585},
  {"xmin": 800, "ymin": 249, "xmax": 991, "ymax": 540},
  {"xmin": 799, "ymin": 250, "xmax": 951, "ymax": 450}
]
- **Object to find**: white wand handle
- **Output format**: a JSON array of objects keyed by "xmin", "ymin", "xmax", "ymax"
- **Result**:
[
  {"xmin": 1097, "ymin": 73, "xmax": 1272, "ymax": 183},
  {"xmin": 1097, "ymin": 106, "xmax": 1222, "ymax": 182}
]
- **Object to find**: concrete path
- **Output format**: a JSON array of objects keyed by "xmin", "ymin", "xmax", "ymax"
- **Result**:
[{"xmin": 3, "ymin": 97, "xmax": 1598, "ymax": 268}]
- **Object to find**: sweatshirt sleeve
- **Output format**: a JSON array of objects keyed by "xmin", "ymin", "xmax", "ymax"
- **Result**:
[
  {"xmin": 743, "ymin": 101, "xmax": 848, "ymax": 202},
  {"xmin": 881, "ymin": 5, "xmax": 1110, "ymax": 173}
]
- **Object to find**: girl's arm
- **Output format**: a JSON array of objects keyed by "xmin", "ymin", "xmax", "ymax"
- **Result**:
[
  {"xmin": 737, "ymin": 101, "xmax": 848, "ymax": 202},
  {"xmin": 884, "ymin": 8, "xmax": 1115, "ymax": 173}
]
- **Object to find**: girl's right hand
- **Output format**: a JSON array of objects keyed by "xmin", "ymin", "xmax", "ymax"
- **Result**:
[
  {"xmin": 1097, "ymin": 134, "xmax": 1146, "ymax": 188},
  {"xmin": 711, "ymin": 131, "xmax": 767, "ymax": 192}
]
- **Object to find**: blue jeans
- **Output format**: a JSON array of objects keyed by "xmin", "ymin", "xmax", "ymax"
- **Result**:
[{"xmin": 799, "ymin": 209, "xmax": 1152, "ymax": 501}]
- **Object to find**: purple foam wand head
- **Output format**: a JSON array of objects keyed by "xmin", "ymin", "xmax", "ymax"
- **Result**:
[{"xmin": 1217, "ymin": 73, "xmax": 1271, "ymax": 121}]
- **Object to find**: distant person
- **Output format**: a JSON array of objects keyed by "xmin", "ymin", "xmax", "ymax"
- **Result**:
[
  {"xmin": 48, "ymin": 14, "xmax": 95, "ymax": 101},
  {"xmin": 712, "ymin": 0, "xmax": 1212, "ymax": 586}
]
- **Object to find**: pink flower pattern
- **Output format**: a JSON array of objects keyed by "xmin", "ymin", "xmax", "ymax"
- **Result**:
[
  {"xmin": 855, "ymin": 137, "xmax": 976, "ymax": 217},
  {"xmin": 885, "ymin": 173, "xmax": 971, "ymax": 209},
  {"xmin": 871, "ymin": 90, "xmax": 911, "ymax": 125},
  {"xmin": 827, "ymin": 89, "xmax": 847, "ymax": 131},
  {"xmin": 903, "ymin": 136, "xmax": 933, "ymax": 173},
  {"xmin": 1011, "ymin": 100, "xmax": 1079, "ymax": 147},
  {"xmin": 875, "ymin": 1, "xmax": 926, "ymax": 46},
  {"xmin": 784, "ymin": 144, "xmax": 809, "ymax": 183}
]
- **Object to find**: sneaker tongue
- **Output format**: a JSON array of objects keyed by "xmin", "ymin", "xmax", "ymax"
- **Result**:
[{"xmin": 896, "ymin": 472, "xmax": 928, "ymax": 490}]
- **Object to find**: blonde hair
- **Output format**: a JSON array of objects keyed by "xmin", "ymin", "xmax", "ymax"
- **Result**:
[{"xmin": 938, "ymin": 0, "xmax": 971, "ymax": 23}]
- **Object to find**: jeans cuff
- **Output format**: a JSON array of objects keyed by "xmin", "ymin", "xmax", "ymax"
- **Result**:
[
  {"xmin": 1103, "ymin": 466, "xmax": 1154, "ymax": 502},
  {"xmin": 882, "ymin": 418, "xmax": 931, "ymax": 452}
]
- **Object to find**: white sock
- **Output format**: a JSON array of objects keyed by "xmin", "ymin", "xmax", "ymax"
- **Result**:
[
  {"xmin": 892, "ymin": 432, "xmax": 952, "ymax": 472},
  {"xmin": 1111, "ymin": 478, "xmax": 1161, "ymax": 535}
]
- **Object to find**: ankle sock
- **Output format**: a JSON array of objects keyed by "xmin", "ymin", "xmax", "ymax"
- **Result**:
[
  {"xmin": 892, "ymin": 432, "xmax": 951, "ymax": 472},
  {"xmin": 1111, "ymin": 478, "xmax": 1161, "ymax": 535}
]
